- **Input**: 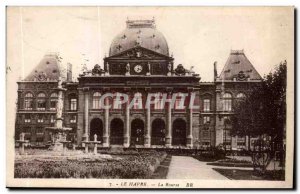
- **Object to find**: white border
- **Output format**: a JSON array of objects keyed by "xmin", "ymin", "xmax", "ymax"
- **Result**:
[{"xmin": 1, "ymin": 0, "xmax": 298, "ymax": 193}]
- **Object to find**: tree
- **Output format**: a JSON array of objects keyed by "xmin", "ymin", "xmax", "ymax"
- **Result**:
[{"xmin": 231, "ymin": 61, "xmax": 287, "ymax": 149}]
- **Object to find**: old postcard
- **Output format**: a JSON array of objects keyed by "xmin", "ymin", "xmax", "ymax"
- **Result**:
[{"xmin": 6, "ymin": 6, "xmax": 294, "ymax": 188}]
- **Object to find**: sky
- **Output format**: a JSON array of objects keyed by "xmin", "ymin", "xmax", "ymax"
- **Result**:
[
  {"xmin": 6, "ymin": 7, "xmax": 294, "ymax": 129},
  {"xmin": 7, "ymin": 6, "xmax": 294, "ymax": 83}
]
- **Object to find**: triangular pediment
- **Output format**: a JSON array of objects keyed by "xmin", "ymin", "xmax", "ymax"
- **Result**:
[{"xmin": 105, "ymin": 46, "xmax": 172, "ymax": 60}]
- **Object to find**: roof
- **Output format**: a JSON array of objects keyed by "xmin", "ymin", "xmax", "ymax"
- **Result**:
[
  {"xmin": 24, "ymin": 53, "xmax": 61, "ymax": 81},
  {"xmin": 219, "ymin": 50, "xmax": 262, "ymax": 81},
  {"xmin": 109, "ymin": 19, "xmax": 169, "ymax": 57}
]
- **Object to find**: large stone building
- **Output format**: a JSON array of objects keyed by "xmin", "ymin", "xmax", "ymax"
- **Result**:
[{"xmin": 15, "ymin": 19, "xmax": 262, "ymax": 150}]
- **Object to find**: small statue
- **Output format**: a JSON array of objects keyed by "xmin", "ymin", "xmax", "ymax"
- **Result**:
[
  {"xmin": 126, "ymin": 63, "xmax": 130, "ymax": 75},
  {"xmin": 146, "ymin": 62, "xmax": 151, "ymax": 75},
  {"xmin": 105, "ymin": 62, "xmax": 110, "ymax": 76},
  {"xmin": 174, "ymin": 64, "xmax": 186, "ymax": 76},
  {"xmin": 167, "ymin": 63, "xmax": 172, "ymax": 76},
  {"xmin": 92, "ymin": 64, "xmax": 104, "ymax": 75},
  {"xmin": 189, "ymin": 66, "xmax": 195, "ymax": 75}
]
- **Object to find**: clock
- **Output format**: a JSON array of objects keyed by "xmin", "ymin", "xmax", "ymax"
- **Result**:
[{"xmin": 134, "ymin": 65, "xmax": 143, "ymax": 73}]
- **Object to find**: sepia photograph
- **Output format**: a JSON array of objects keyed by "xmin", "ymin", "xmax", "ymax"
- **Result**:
[{"xmin": 6, "ymin": 6, "xmax": 294, "ymax": 189}]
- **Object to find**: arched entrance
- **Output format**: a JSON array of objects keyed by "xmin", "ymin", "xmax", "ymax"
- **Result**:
[
  {"xmin": 172, "ymin": 118, "xmax": 187, "ymax": 146},
  {"xmin": 90, "ymin": 118, "xmax": 103, "ymax": 142},
  {"xmin": 151, "ymin": 119, "xmax": 166, "ymax": 145},
  {"xmin": 131, "ymin": 119, "xmax": 144, "ymax": 146},
  {"xmin": 110, "ymin": 118, "xmax": 124, "ymax": 145}
]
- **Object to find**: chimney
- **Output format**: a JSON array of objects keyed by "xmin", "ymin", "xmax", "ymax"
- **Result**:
[
  {"xmin": 213, "ymin": 61, "xmax": 217, "ymax": 81},
  {"xmin": 67, "ymin": 63, "xmax": 72, "ymax": 82}
]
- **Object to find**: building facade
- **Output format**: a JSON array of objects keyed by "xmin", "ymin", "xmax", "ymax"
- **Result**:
[{"xmin": 15, "ymin": 19, "xmax": 262, "ymax": 150}]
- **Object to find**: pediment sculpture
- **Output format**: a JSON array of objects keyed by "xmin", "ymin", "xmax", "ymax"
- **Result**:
[{"xmin": 174, "ymin": 64, "xmax": 186, "ymax": 76}]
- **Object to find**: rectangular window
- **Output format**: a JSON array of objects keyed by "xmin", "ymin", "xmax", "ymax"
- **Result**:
[
  {"xmin": 24, "ymin": 114, "xmax": 31, "ymax": 123},
  {"xmin": 203, "ymin": 116, "xmax": 210, "ymax": 125},
  {"xmin": 23, "ymin": 127, "xmax": 31, "ymax": 141},
  {"xmin": 202, "ymin": 142, "xmax": 210, "ymax": 146},
  {"xmin": 237, "ymin": 142, "xmax": 246, "ymax": 149},
  {"xmin": 70, "ymin": 99, "xmax": 77, "ymax": 110},
  {"xmin": 50, "ymin": 100, "xmax": 57, "ymax": 110},
  {"xmin": 70, "ymin": 115, "xmax": 77, "ymax": 123},
  {"xmin": 36, "ymin": 127, "xmax": 44, "ymax": 143},
  {"xmin": 203, "ymin": 99, "xmax": 210, "ymax": 112},
  {"xmin": 223, "ymin": 129, "xmax": 231, "ymax": 149},
  {"xmin": 37, "ymin": 115, "xmax": 44, "ymax": 123},
  {"xmin": 37, "ymin": 100, "xmax": 46, "ymax": 110},
  {"xmin": 50, "ymin": 115, "xmax": 55, "ymax": 123}
]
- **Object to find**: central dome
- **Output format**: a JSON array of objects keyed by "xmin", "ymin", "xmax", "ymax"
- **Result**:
[{"xmin": 109, "ymin": 19, "xmax": 169, "ymax": 56}]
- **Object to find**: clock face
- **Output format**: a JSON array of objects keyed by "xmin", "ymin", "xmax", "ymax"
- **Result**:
[{"xmin": 134, "ymin": 65, "xmax": 143, "ymax": 73}]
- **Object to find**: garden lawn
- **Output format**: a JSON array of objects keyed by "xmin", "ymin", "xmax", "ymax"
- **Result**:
[
  {"xmin": 15, "ymin": 150, "xmax": 167, "ymax": 179},
  {"xmin": 207, "ymin": 158, "xmax": 253, "ymax": 168},
  {"xmin": 213, "ymin": 168, "xmax": 285, "ymax": 181}
]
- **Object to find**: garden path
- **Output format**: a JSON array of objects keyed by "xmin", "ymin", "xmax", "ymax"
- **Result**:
[{"xmin": 166, "ymin": 156, "xmax": 228, "ymax": 180}]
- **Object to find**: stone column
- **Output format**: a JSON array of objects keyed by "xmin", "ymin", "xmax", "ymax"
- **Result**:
[
  {"xmin": 187, "ymin": 92, "xmax": 193, "ymax": 148},
  {"xmin": 165, "ymin": 92, "xmax": 172, "ymax": 147},
  {"xmin": 144, "ymin": 106, "xmax": 151, "ymax": 147},
  {"xmin": 124, "ymin": 94, "xmax": 130, "ymax": 147},
  {"xmin": 83, "ymin": 88, "xmax": 89, "ymax": 142},
  {"xmin": 103, "ymin": 97, "xmax": 110, "ymax": 147}
]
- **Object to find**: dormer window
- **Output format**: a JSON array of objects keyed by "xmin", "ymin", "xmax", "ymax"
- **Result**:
[{"xmin": 116, "ymin": 44, "xmax": 122, "ymax": 51}]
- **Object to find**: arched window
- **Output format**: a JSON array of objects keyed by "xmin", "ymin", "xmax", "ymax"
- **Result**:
[
  {"xmin": 50, "ymin": 93, "xmax": 58, "ymax": 110},
  {"xmin": 133, "ymin": 92, "xmax": 143, "ymax": 109},
  {"xmin": 92, "ymin": 92, "xmax": 101, "ymax": 109},
  {"xmin": 223, "ymin": 93, "xmax": 232, "ymax": 111},
  {"xmin": 236, "ymin": 93, "xmax": 246, "ymax": 99},
  {"xmin": 174, "ymin": 93, "xmax": 185, "ymax": 110},
  {"xmin": 154, "ymin": 92, "xmax": 163, "ymax": 110},
  {"xmin": 69, "ymin": 93, "xmax": 77, "ymax": 111},
  {"xmin": 113, "ymin": 93, "xmax": 123, "ymax": 109},
  {"xmin": 24, "ymin": 92, "xmax": 33, "ymax": 110},
  {"xmin": 37, "ymin": 92, "xmax": 46, "ymax": 110}
]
